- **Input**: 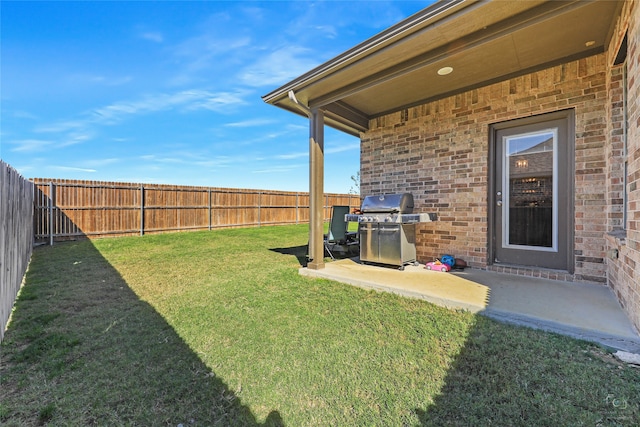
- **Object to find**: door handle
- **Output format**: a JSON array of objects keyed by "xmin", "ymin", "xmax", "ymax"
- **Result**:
[{"xmin": 497, "ymin": 200, "xmax": 502, "ymax": 207}]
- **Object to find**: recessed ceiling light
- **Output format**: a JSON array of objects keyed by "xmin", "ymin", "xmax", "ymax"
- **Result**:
[
  {"xmin": 437, "ymin": 66, "xmax": 453, "ymax": 76},
  {"xmin": 585, "ymin": 40, "xmax": 596, "ymax": 47}
]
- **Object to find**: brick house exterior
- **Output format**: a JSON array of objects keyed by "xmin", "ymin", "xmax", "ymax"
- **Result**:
[
  {"xmin": 362, "ymin": 55, "xmax": 609, "ymax": 280},
  {"xmin": 265, "ymin": 1, "xmax": 640, "ymax": 332},
  {"xmin": 361, "ymin": 2, "xmax": 639, "ymax": 331}
]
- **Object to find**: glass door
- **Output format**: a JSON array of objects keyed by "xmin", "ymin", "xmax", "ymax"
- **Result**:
[{"xmin": 492, "ymin": 112, "xmax": 573, "ymax": 271}]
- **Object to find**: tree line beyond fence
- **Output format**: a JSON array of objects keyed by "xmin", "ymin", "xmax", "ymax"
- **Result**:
[{"xmin": 31, "ymin": 178, "xmax": 360, "ymax": 244}]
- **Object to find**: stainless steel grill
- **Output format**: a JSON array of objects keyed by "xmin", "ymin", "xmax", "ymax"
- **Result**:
[{"xmin": 347, "ymin": 193, "xmax": 436, "ymax": 270}]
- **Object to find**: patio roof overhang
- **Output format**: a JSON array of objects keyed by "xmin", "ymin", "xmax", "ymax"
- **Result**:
[
  {"xmin": 263, "ymin": 0, "xmax": 622, "ymax": 136},
  {"xmin": 262, "ymin": 0, "xmax": 623, "ymax": 270}
]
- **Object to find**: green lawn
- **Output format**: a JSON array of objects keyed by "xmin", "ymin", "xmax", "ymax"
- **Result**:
[{"xmin": 1, "ymin": 225, "xmax": 639, "ymax": 426}]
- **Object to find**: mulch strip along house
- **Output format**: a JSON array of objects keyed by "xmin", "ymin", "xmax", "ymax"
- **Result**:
[{"xmin": 263, "ymin": 0, "xmax": 640, "ymax": 332}]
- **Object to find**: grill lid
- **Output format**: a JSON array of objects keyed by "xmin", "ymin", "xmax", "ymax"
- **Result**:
[{"xmin": 360, "ymin": 193, "xmax": 414, "ymax": 214}]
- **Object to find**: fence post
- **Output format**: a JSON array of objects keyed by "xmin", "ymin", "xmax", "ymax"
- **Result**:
[
  {"xmin": 208, "ymin": 188, "xmax": 212, "ymax": 231},
  {"xmin": 140, "ymin": 185, "xmax": 144, "ymax": 236},
  {"xmin": 325, "ymin": 194, "xmax": 328, "ymax": 221},
  {"xmin": 258, "ymin": 191, "xmax": 262, "ymax": 227},
  {"xmin": 296, "ymin": 193, "xmax": 299, "ymax": 225},
  {"xmin": 49, "ymin": 182, "xmax": 55, "ymax": 246}
]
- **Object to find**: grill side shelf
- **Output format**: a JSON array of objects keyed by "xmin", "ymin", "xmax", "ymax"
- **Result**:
[{"xmin": 344, "ymin": 213, "xmax": 437, "ymax": 223}]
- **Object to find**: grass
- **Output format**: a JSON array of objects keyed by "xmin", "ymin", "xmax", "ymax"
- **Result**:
[{"xmin": 1, "ymin": 224, "xmax": 639, "ymax": 426}]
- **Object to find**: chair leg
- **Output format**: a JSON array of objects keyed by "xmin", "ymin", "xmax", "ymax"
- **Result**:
[{"xmin": 324, "ymin": 243, "xmax": 336, "ymax": 260}]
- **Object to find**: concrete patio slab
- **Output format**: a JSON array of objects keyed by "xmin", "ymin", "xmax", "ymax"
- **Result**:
[{"xmin": 300, "ymin": 258, "xmax": 640, "ymax": 353}]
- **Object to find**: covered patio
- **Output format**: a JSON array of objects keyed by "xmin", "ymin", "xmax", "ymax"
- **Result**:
[
  {"xmin": 264, "ymin": 0, "xmax": 640, "ymax": 336},
  {"xmin": 301, "ymin": 258, "xmax": 640, "ymax": 353},
  {"xmin": 263, "ymin": 0, "xmax": 623, "ymax": 271}
]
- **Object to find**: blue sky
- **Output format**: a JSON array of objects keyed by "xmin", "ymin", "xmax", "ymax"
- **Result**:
[{"xmin": 1, "ymin": 1, "xmax": 430, "ymax": 193}]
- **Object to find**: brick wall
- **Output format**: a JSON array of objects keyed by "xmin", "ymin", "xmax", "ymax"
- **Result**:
[
  {"xmin": 605, "ymin": 0, "xmax": 640, "ymax": 332},
  {"xmin": 627, "ymin": 0, "xmax": 640, "ymax": 331},
  {"xmin": 361, "ymin": 55, "xmax": 609, "ymax": 282}
]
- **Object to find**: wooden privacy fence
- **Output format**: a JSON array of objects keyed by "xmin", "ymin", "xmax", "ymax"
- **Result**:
[
  {"xmin": 1, "ymin": 161, "xmax": 34, "ymax": 341},
  {"xmin": 32, "ymin": 178, "xmax": 360, "ymax": 243}
]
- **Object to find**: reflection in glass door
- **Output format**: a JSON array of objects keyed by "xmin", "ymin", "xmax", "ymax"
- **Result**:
[{"xmin": 503, "ymin": 130, "xmax": 557, "ymax": 251}]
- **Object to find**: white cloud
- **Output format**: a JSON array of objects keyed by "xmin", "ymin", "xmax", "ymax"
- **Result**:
[
  {"xmin": 275, "ymin": 151, "xmax": 308, "ymax": 160},
  {"xmin": 12, "ymin": 110, "xmax": 38, "ymax": 120},
  {"xmin": 141, "ymin": 31, "xmax": 164, "ymax": 43},
  {"xmin": 9, "ymin": 139, "xmax": 54, "ymax": 152},
  {"xmin": 81, "ymin": 74, "xmax": 133, "ymax": 86},
  {"xmin": 26, "ymin": 89, "xmax": 248, "ymax": 154},
  {"xmin": 168, "ymin": 22, "xmax": 252, "ymax": 86},
  {"xmin": 100, "ymin": 76, "xmax": 133, "ymax": 86},
  {"xmin": 195, "ymin": 157, "xmax": 235, "ymax": 168},
  {"xmin": 271, "ymin": 142, "xmax": 358, "ymax": 161},
  {"xmin": 175, "ymin": 34, "xmax": 251, "ymax": 60},
  {"xmin": 312, "ymin": 25, "xmax": 338, "ymax": 39},
  {"xmin": 252, "ymin": 165, "xmax": 302, "ymax": 174},
  {"xmin": 184, "ymin": 91, "xmax": 249, "ymax": 112},
  {"xmin": 60, "ymin": 132, "xmax": 95, "ymax": 148},
  {"xmin": 239, "ymin": 6, "xmax": 265, "ymax": 22},
  {"xmin": 59, "ymin": 73, "xmax": 134, "ymax": 89},
  {"xmin": 224, "ymin": 118, "xmax": 275, "ymax": 128},
  {"xmin": 285, "ymin": 123, "xmax": 306, "ymax": 131},
  {"xmin": 326, "ymin": 142, "xmax": 360, "ymax": 154},
  {"xmin": 91, "ymin": 89, "xmax": 249, "ymax": 124},
  {"xmin": 35, "ymin": 120, "xmax": 86, "ymax": 133},
  {"xmin": 139, "ymin": 152, "xmax": 239, "ymax": 169},
  {"xmin": 84, "ymin": 158, "xmax": 120, "ymax": 167},
  {"xmin": 238, "ymin": 45, "xmax": 320, "ymax": 87},
  {"xmin": 9, "ymin": 131, "xmax": 97, "ymax": 153},
  {"xmin": 51, "ymin": 166, "xmax": 97, "ymax": 173}
]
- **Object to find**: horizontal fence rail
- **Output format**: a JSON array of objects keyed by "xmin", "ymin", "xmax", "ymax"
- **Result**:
[
  {"xmin": 1, "ymin": 161, "xmax": 34, "ymax": 341},
  {"xmin": 31, "ymin": 179, "xmax": 360, "ymax": 243}
]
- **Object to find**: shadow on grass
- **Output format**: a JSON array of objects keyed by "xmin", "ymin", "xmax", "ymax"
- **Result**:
[
  {"xmin": 270, "ymin": 244, "xmax": 358, "ymax": 267},
  {"xmin": 412, "ymin": 315, "xmax": 640, "ymax": 426},
  {"xmin": 0, "ymin": 240, "xmax": 284, "ymax": 426},
  {"xmin": 269, "ymin": 245, "xmax": 309, "ymax": 267}
]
